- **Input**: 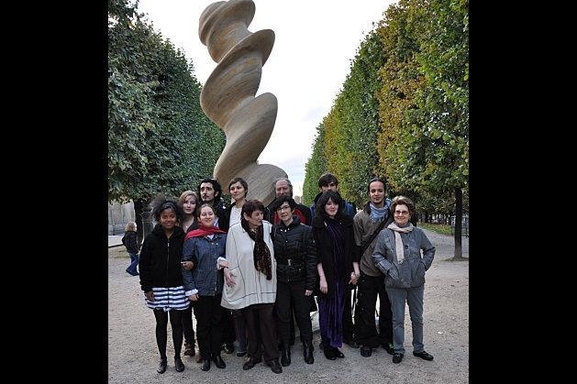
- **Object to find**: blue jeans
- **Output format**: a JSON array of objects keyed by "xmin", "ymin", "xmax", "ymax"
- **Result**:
[
  {"xmin": 386, "ymin": 285, "xmax": 425, "ymax": 354},
  {"xmin": 126, "ymin": 253, "xmax": 139, "ymax": 275}
]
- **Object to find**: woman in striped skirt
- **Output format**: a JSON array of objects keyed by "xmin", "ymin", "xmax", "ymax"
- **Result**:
[{"xmin": 139, "ymin": 199, "xmax": 188, "ymax": 374}]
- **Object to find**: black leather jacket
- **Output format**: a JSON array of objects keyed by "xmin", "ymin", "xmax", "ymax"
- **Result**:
[{"xmin": 272, "ymin": 215, "xmax": 318, "ymax": 290}]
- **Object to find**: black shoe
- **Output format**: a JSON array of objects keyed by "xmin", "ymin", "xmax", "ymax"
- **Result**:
[
  {"xmin": 236, "ymin": 350, "xmax": 247, "ymax": 357},
  {"xmin": 211, "ymin": 354, "xmax": 226, "ymax": 368},
  {"xmin": 222, "ymin": 342, "xmax": 234, "ymax": 354},
  {"xmin": 184, "ymin": 342, "xmax": 196, "ymax": 356},
  {"xmin": 267, "ymin": 359, "xmax": 283, "ymax": 374},
  {"xmin": 280, "ymin": 347, "xmax": 291, "ymax": 366},
  {"xmin": 392, "ymin": 353, "xmax": 404, "ymax": 364},
  {"xmin": 242, "ymin": 358, "xmax": 262, "ymax": 370},
  {"xmin": 157, "ymin": 359, "xmax": 167, "ymax": 374},
  {"xmin": 344, "ymin": 339, "xmax": 360, "ymax": 348},
  {"xmin": 323, "ymin": 348, "xmax": 336, "ymax": 360},
  {"xmin": 333, "ymin": 348, "xmax": 344, "ymax": 358},
  {"xmin": 303, "ymin": 343, "xmax": 314, "ymax": 364},
  {"xmin": 382, "ymin": 343, "xmax": 394, "ymax": 355},
  {"xmin": 174, "ymin": 357, "xmax": 185, "ymax": 372},
  {"xmin": 360, "ymin": 345, "xmax": 372, "ymax": 357},
  {"xmin": 201, "ymin": 359, "xmax": 211, "ymax": 371},
  {"xmin": 413, "ymin": 350, "xmax": 434, "ymax": 361}
]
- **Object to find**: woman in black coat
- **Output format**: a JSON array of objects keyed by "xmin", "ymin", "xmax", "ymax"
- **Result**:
[{"xmin": 312, "ymin": 190, "xmax": 361, "ymax": 360}]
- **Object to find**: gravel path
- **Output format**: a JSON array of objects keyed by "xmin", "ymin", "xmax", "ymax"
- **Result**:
[{"xmin": 108, "ymin": 229, "xmax": 468, "ymax": 383}]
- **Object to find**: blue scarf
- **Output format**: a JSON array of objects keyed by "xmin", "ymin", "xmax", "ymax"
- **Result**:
[{"xmin": 369, "ymin": 198, "xmax": 391, "ymax": 222}]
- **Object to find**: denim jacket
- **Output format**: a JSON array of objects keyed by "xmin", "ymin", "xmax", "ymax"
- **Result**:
[{"xmin": 182, "ymin": 233, "xmax": 227, "ymax": 296}]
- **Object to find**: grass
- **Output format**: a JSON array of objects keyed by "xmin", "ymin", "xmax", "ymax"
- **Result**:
[{"xmin": 418, "ymin": 222, "xmax": 453, "ymax": 236}]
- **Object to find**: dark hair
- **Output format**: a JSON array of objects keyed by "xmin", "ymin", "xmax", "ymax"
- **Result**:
[
  {"xmin": 318, "ymin": 172, "xmax": 339, "ymax": 188},
  {"xmin": 271, "ymin": 195, "xmax": 296, "ymax": 212},
  {"xmin": 197, "ymin": 178, "xmax": 223, "ymax": 202},
  {"xmin": 241, "ymin": 199, "xmax": 265, "ymax": 219},
  {"xmin": 196, "ymin": 202, "xmax": 217, "ymax": 218},
  {"xmin": 152, "ymin": 199, "xmax": 183, "ymax": 222},
  {"xmin": 228, "ymin": 177, "xmax": 248, "ymax": 198},
  {"xmin": 367, "ymin": 177, "xmax": 387, "ymax": 193},
  {"xmin": 315, "ymin": 190, "xmax": 344, "ymax": 219}
]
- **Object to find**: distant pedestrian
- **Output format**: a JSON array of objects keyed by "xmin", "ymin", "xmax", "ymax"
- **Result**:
[{"xmin": 122, "ymin": 221, "xmax": 139, "ymax": 276}]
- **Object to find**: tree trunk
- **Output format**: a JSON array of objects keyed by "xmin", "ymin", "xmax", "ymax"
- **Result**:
[{"xmin": 452, "ymin": 187, "xmax": 465, "ymax": 260}]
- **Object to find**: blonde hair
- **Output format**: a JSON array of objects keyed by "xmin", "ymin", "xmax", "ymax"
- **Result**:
[{"xmin": 124, "ymin": 221, "xmax": 137, "ymax": 232}]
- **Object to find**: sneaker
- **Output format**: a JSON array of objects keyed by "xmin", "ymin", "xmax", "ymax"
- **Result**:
[{"xmin": 392, "ymin": 353, "xmax": 404, "ymax": 364}]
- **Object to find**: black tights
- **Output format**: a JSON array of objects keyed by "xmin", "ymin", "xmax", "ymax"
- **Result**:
[{"xmin": 153, "ymin": 309, "xmax": 184, "ymax": 360}]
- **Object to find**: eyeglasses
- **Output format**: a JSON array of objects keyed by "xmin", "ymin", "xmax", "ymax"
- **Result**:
[
  {"xmin": 394, "ymin": 210, "xmax": 409, "ymax": 215},
  {"xmin": 277, "ymin": 205, "xmax": 291, "ymax": 211}
]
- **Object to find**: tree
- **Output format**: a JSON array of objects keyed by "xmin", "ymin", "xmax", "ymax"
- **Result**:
[{"xmin": 108, "ymin": 0, "xmax": 225, "ymax": 242}]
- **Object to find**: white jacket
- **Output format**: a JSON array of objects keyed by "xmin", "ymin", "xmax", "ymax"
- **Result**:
[{"xmin": 221, "ymin": 221, "xmax": 277, "ymax": 309}]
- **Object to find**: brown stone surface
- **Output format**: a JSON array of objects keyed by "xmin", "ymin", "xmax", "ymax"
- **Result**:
[{"xmin": 199, "ymin": 0, "xmax": 286, "ymax": 206}]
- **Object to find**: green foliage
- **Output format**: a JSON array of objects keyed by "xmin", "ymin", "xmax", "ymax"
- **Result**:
[
  {"xmin": 418, "ymin": 222, "xmax": 452, "ymax": 236},
  {"xmin": 304, "ymin": 0, "xmax": 469, "ymax": 223},
  {"xmin": 108, "ymin": 0, "xmax": 225, "ymax": 204}
]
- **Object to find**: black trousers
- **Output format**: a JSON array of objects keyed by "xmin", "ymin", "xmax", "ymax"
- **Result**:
[
  {"xmin": 275, "ymin": 279, "xmax": 314, "ymax": 346},
  {"xmin": 193, "ymin": 294, "xmax": 224, "ymax": 359},
  {"xmin": 182, "ymin": 305, "xmax": 196, "ymax": 345},
  {"xmin": 354, "ymin": 273, "xmax": 393, "ymax": 347},
  {"xmin": 342, "ymin": 284, "xmax": 355, "ymax": 341},
  {"xmin": 243, "ymin": 303, "xmax": 279, "ymax": 362}
]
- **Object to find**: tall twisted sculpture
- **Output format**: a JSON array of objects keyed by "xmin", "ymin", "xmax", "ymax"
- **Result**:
[{"xmin": 199, "ymin": 0, "xmax": 287, "ymax": 206}]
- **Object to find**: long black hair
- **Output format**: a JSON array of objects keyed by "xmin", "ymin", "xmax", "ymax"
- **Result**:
[{"xmin": 314, "ymin": 190, "xmax": 345, "ymax": 220}]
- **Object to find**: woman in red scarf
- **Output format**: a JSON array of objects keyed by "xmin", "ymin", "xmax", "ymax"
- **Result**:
[{"xmin": 182, "ymin": 203, "xmax": 228, "ymax": 372}]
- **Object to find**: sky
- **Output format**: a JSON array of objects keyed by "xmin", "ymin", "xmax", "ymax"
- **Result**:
[{"xmin": 136, "ymin": 0, "xmax": 397, "ymax": 196}]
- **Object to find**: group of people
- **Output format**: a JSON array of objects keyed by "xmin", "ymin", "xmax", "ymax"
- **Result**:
[{"xmin": 130, "ymin": 173, "xmax": 436, "ymax": 375}]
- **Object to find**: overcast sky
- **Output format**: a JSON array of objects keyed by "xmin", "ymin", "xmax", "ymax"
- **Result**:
[{"xmin": 136, "ymin": 0, "xmax": 396, "ymax": 196}]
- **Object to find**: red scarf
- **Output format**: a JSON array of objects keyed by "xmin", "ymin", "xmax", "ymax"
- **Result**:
[{"xmin": 185, "ymin": 225, "xmax": 225, "ymax": 241}]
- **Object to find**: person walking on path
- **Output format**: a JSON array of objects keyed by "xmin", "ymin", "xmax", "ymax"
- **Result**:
[
  {"xmin": 122, "ymin": 221, "xmax": 140, "ymax": 276},
  {"xmin": 372, "ymin": 195, "xmax": 436, "ymax": 364}
]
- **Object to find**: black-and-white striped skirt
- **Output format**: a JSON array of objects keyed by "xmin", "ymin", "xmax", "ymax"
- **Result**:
[{"xmin": 145, "ymin": 286, "xmax": 189, "ymax": 311}]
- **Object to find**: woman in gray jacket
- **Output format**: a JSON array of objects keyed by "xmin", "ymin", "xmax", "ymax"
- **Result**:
[{"xmin": 371, "ymin": 196, "xmax": 435, "ymax": 364}]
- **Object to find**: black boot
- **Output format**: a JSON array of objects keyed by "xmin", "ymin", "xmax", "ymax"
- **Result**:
[
  {"xmin": 280, "ymin": 345, "xmax": 291, "ymax": 366},
  {"xmin": 303, "ymin": 341, "xmax": 314, "ymax": 364}
]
